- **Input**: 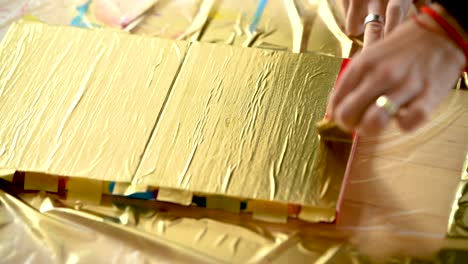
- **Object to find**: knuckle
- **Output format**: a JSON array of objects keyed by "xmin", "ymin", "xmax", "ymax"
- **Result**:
[
  {"xmin": 365, "ymin": 22, "xmax": 383, "ymax": 35},
  {"xmin": 376, "ymin": 65, "xmax": 399, "ymax": 82},
  {"xmin": 358, "ymin": 57, "xmax": 374, "ymax": 71}
]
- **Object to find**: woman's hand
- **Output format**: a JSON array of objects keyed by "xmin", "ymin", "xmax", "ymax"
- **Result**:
[
  {"xmin": 328, "ymin": 7, "xmax": 466, "ymax": 136},
  {"xmin": 342, "ymin": 0, "xmax": 429, "ymax": 46}
]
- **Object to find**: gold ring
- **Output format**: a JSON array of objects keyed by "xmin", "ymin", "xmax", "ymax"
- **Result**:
[{"xmin": 375, "ymin": 95, "xmax": 398, "ymax": 116}]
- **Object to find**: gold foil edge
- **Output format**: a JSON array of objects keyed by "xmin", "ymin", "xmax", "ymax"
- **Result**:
[{"xmin": 447, "ymin": 153, "xmax": 468, "ymax": 237}]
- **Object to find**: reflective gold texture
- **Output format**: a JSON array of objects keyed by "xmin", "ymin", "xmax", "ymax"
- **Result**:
[
  {"xmin": 131, "ymin": 0, "xmax": 353, "ymax": 57},
  {"xmin": 134, "ymin": 42, "xmax": 345, "ymax": 208},
  {"xmin": 67, "ymin": 177, "xmax": 103, "ymax": 204},
  {"xmin": 0, "ymin": 190, "xmax": 215, "ymax": 263},
  {"xmin": 24, "ymin": 172, "xmax": 59, "ymax": 192},
  {"xmin": 3, "ymin": 190, "xmax": 366, "ymax": 263},
  {"xmin": 448, "ymin": 153, "xmax": 468, "ymax": 237},
  {"xmin": 196, "ymin": 0, "xmax": 296, "ymax": 51},
  {"xmin": 0, "ymin": 20, "xmax": 349, "ymax": 218},
  {"xmin": 0, "ymin": 20, "xmax": 190, "ymax": 182},
  {"xmin": 0, "ymin": 169, "xmax": 14, "ymax": 182},
  {"xmin": 316, "ymin": 119, "xmax": 353, "ymax": 143},
  {"xmin": 462, "ymin": 153, "xmax": 468, "ymax": 180},
  {"xmin": 157, "ymin": 188, "xmax": 193, "ymax": 206},
  {"xmin": 305, "ymin": 0, "xmax": 353, "ymax": 57}
]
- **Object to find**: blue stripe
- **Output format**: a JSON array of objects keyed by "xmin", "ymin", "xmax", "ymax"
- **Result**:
[{"xmin": 249, "ymin": 0, "xmax": 268, "ymax": 33}]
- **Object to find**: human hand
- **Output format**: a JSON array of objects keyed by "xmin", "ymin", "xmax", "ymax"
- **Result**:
[
  {"xmin": 342, "ymin": 0, "xmax": 429, "ymax": 47},
  {"xmin": 328, "ymin": 7, "xmax": 466, "ymax": 136}
]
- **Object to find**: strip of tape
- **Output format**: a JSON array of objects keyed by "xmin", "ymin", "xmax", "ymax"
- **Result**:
[
  {"xmin": 0, "ymin": 169, "xmax": 15, "ymax": 182},
  {"xmin": 24, "ymin": 172, "xmax": 58, "ymax": 192},
  {"xmin": 251, "ymin": 201, "xmax": 288, "ymax": 224},
  {"xmin": 206, "ymin": 195, "xmax": 241, "ymax": 213},
  {"xmin": 298, "ymin": 206, "xmax": 336, "ymax": 223},
  {"xmin": 157, "ymin": 188, "xmax": 193, "ymax": 206},
  {"xmin": 67, "ymin": 178, "xmax": 103, "ymax": 204}
]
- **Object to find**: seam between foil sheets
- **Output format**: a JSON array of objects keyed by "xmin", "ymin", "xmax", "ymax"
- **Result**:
[{"xmin": 130, "ymin": 43, "xmax": 193, "ymax": 185}]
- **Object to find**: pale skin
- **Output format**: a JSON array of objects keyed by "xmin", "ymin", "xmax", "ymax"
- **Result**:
[{"xmin": 329, "ymin": 2, "xmax": 466, "ymax": 136}]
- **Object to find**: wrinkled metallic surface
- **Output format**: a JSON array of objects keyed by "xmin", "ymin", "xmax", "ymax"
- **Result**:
[
  {"xmin": 0, "ymin": 0, "xmax": 354, "ymax": 58},
  {"xmin": 448, "ymin": 154, "xmax": 468, "ymax": 237},
  {"xmin": 0, "ymin": 20, "xmax": 348, "ymax": 214},
  {"xmin": 1, "ymin": 0, "xmax": 468, "ymax": 263},
  {"xmin": 0, "ymin": 188, "xmax": 366, "ymax": 263}
]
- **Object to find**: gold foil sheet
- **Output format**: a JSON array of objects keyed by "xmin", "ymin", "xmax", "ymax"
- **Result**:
[
  {"xmin": 134, "ymin": 41, "xmax": 344, "ymax": 207},
  {"xmin": 304, "ymin": 0, "xmax": 352, "ymax": 56},
  {"xmin": 4, "ymin": 187, "xmax": 468, "ymax": 263},
  {"xmin": 0, "ymin": 189, "xmax": 215, "ymax": 263},
  {"xmin": 0, "ymin": 188, "xmax": 372, "ymax": 263},
  {"xmin": 0, "ymin": 21, "xmax": 349, "ymax": 218},
  {"xmin": 448, "ymin": 153, "xmax": 468, "ymax": 237},
  {"xmin": 0, "ymin": 1, "xmax": 466, "ymax": 263},
  {"xmin": 0, "ymin": 20, "xmax": 188, "ymax": 182},
  {"xmin": 0, "ymin": 0, "xmax": 354, "ymax": 58},
  {"xmin": 131, "ymin": 0, "xmax": 353, "ymax": 57}
]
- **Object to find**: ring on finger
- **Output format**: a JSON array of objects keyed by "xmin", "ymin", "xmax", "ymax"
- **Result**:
[
  {"xmin": 364, "ymin": 14, "xmax": 384, "ymax": 27},
  {"xmin": 375, "ymin": 95, "xmax": 398, "ymax": 116}
]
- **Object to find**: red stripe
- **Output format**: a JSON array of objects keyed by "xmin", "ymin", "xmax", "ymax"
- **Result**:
[
  {"xmin": 333, "ymin": 58, "xmax": 355, "ymax": 218},
  {"xmin": 337, "ymin": 58, "xmax": 351, "ymax": 81}
]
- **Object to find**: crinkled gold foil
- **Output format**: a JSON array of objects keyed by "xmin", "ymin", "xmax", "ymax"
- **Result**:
[
  {"xmin": 0, "ymin": 190, "xmax": 215, "ymax": 263},
  {"xmin": 195, "ymin": 0, "xmax": 296, "ymax": 51},
  {"xmin": 0, "ymin": 21, "xmax": 349, "ymax": 217},
  {"xmin": 447, "ymin": 153, "xmax": 468, "ymax": 237},
  {"xmin": 131, "ymin": 0, "xmax": 353, "ymax": 57},
  {"xmin": 2, "ymin": 189, "xmax": 367, "ymax": 263},
  {"xmin": 2, "ymin": 1, "xmax": 466, "ymax": 263},
  {"xmin": 134, "ymin": 42, "xmax": 345, "ymax": 207},
  {"xmin": 0, "ymin": 20, "xmax": 189, "ymax": 182},
  {"xmin": 305, "ymin": 0, "xmax": 352, "ymax": 57}
]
